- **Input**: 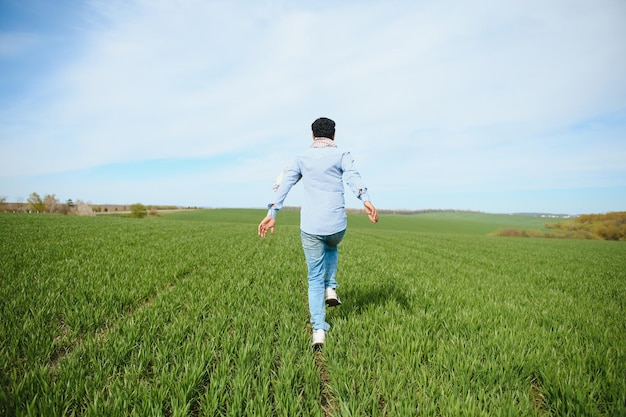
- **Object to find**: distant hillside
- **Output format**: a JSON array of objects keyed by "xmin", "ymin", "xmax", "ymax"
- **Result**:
[{"xmin": 493, "ymin": 211, "xmax": 626, "ymax": 241}]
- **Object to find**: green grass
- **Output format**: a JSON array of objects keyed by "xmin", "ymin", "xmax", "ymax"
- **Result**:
[
  {"xmin": 164, "ymin": 209, "xmax": 561, "ymax": 236},
  {"xmin": 1, "ymin": 210, "xmax": 624, "ymax": 416},
  {"xmin": 346, "ymin": 211, "xmax": 563, "ymax": 235}
]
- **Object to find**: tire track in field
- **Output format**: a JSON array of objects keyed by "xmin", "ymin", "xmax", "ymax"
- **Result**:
[
  {"xmin": 315, "ymin": 349, "xmax": 338, "ymax": 416},
  {"xmin": 288, "ymin": 257, "xmax": 340, "ymax": 416},
  {"xmin": 297, "ymin": 279, "xmax": 339, "ymax": 416},
  {"xmin": 47, "ymin": 272, "xmax": 188, "ymax": 375},
  {"xmin": 47, "ymin": 291, "xmax": 158, "ymax": 375}
]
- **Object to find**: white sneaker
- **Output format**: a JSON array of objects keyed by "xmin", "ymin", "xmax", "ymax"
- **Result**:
[
  {"xmin": 325, "ymin": 287, "xmax": 342, "ymax": 307},
  {"xmin": 312, "ymin": 329, "xmax": 325, "ymax": 346}
]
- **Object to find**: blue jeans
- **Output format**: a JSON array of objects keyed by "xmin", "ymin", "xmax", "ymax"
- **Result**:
[{"xmin": 300, "ymin": 229, "xmax": 346, "ymax": 331}]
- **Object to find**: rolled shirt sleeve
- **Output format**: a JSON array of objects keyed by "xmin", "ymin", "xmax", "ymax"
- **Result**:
[
  {"xmin": 267, "ymin": 162, "xmax": 302, "ymax": 217},
  {"xmin": 342, "ymin": 152, "xmax": 370, "ymax": 202}
]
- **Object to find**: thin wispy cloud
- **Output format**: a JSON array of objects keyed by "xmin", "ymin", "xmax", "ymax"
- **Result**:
[{"xmin": 0, "ymin": 0, "xmax": 624, "ymax": 213}]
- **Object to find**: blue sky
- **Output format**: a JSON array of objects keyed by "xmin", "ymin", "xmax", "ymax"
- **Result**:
[{"xmin": 1, "ymin": 0, "xmax": 625, "ymax": 214}]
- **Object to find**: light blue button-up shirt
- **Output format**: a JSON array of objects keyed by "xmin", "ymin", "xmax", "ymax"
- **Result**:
[{"xmin": 268, "ymin": 144, "xmax": 370, "ymax": 235}]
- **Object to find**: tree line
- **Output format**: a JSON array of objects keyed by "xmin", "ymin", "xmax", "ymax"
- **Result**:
[
  {"xmin": 0, "ymin": 193, "xmax": 182, "ymax": 218},
  {"xmin": 0, "ymin": 193, "xmax": 91, "ymax": 215}
]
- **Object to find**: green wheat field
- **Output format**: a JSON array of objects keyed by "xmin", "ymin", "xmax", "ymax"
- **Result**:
[{"xmin": 1, "ymin": 210, "xmax": 625, "ymax": 416}]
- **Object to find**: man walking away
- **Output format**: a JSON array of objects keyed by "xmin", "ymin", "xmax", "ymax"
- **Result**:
[{"xmin": 258, "ymin": 117, "xmax": 378, "ymax": 347}]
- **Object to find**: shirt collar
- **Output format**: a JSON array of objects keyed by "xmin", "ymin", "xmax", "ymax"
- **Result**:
[{"xmin": 311, "ymin": 137, "xmax": 337, "ymax": 148}]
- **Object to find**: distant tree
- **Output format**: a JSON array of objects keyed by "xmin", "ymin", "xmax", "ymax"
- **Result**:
[
  {"xmin": 129, "ymin": 203, "xmax": 147, "ymax": 218},
  {"xmin": 0, "ymin": 196, "xmax": 6, "ymax": 212},
  {"xmin": 43, "ymin": 194, "xmax": 58, "ymax": 213},
  {"xmin": 27, "ymin": 192, "xmax": 45, "ymax": 213}
]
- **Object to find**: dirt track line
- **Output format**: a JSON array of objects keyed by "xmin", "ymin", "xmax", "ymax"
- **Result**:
[
  {"xmin": 315, "ymin": 349, "xmax": 338, "ymax": 417},
  {"xmin": 47, "ymin": 283, "xmax": 177, "ymax": 375}
]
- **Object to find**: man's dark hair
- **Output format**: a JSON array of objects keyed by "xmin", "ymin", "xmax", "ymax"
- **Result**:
[{"xmin": 311, "ymin": 117, "xmax": 336, "ymax": 139}]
